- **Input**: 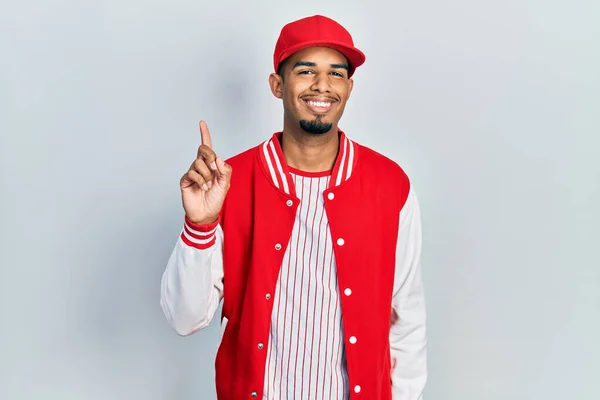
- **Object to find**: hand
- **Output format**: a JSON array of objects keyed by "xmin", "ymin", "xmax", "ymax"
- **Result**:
[
  {"xmin": 180, "ymin": 120, "xmax": 232, "ymax": 225},
  {"xmin": 390, "ymin": 308, "xmax": 399, "ymax": 383},
  {"xmin": 390, "ymin": 308, "xmax": 399, "ymax": 326}
]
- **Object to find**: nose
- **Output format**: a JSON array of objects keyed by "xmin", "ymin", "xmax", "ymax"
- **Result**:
[{"xmin": 310, "ymin": 72, "xmax": 331, "ymax": 93}]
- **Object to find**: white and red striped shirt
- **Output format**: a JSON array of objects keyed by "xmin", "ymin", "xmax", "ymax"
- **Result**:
[{"xmin": 262, "ymin": 169, "xmax": 348, "ymax": 400}]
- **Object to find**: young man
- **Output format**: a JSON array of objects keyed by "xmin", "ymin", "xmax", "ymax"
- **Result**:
[{"xmin": 160, "ymin": 15, "xmax": 427, "ymax": 400}]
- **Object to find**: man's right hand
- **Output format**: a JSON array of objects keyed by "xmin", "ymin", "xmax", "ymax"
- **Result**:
[{"xmin": 180, "ymin": 120, "xmax": 232, "ymax": 225}]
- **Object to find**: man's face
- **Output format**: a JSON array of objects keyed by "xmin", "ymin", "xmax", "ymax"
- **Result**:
[{"xmin": 269, "ymin": 46, "xmax": 354, "ymax": 135}]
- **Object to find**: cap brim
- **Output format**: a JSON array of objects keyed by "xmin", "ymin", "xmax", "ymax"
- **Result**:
[{"xmin": 276, "ymin": 40, "xmax": 366, "ymax": 77}]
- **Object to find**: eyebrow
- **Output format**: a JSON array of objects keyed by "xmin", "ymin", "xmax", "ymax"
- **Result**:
[
  {"xmin": 330, "ymin": 63, "xmax": 349, "ymax": 72},
  {"xmin": 293, "ymin": 61, "xmax": 349, "ymax": 72}
]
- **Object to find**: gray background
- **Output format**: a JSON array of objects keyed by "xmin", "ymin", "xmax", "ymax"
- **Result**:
[{"xmin": 1, "ymin": 0, "xmax": 599, "ymax": 399}]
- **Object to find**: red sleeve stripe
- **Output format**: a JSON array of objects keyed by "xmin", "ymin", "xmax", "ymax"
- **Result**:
[
  {"xmin": 184, "ymin": 221, "xmax": 218, "ymax": 238},
  {"xmin": 180, "ymin": 217, "xmax": 219, "ymax": 250},
  {"xmin": 180, "ymin": 230, "xmax": 216, "ymax": 249}
]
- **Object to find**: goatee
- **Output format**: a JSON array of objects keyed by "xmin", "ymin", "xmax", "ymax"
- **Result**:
[{"xmin": 299, "ymin": 117, "xmax": 332, "ymax": 135}]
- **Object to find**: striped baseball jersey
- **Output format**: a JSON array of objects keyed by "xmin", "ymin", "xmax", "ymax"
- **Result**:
[{"xmin": 262, "ymin": 169, "xmax": 348, "ymax": 399}]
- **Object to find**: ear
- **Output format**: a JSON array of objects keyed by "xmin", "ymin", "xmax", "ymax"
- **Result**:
[{"xmin": 268, "ymin": 73, "xmax": 284, "ymax": 99}]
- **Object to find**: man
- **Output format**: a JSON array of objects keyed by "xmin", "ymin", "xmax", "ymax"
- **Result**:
[{"xmin": 160, "ymin": 14, "xmax": 427, "ymax": 400}]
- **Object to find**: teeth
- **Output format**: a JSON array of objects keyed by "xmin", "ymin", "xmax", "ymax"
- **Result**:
[{"xmin": 308, "ymin": 100, "xmax": 331, "ymax": 108}]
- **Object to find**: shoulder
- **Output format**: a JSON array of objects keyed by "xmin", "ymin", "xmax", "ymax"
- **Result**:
[{"xmin": 354, "ymin": 141, "xmax": 410, "ymax": 186}]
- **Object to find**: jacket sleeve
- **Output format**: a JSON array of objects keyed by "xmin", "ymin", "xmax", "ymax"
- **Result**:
[
  {"xmin": 390, "ymin": 185, "xmax": 428, "ymax": 399},
  {"xmin": 160, "ymin": 217, "xmax": 225, "ymax": 336}
]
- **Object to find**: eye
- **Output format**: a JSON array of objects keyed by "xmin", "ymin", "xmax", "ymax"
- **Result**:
[
  {"xmin": 298, "ymin": 70, "xmax": 314, "ymax": 75},
  {"xmin": 331, "ymin": 71, "xmax": 344, "ymax": 77}
]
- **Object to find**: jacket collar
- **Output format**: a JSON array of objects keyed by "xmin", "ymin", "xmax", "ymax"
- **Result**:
[{"xmin": 258, "ymin": 129, "xmax": 358, "ymax": 198}]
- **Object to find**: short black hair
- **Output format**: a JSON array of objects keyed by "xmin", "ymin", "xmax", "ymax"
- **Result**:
[{"xmin": 277, "ymin": 57, "xmax": 289, "ymax": 81}]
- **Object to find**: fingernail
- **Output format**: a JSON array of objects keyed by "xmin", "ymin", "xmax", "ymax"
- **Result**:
[
  {"xmin": 207, "ymin": 181, "xmax": 212, "ymax": 189},
  {"xmin": 211, "ymin": 161, "xmax": 217, "ymax": 170},
  {"xmin": 202, "ymin": 183, "xmax": 208, "ymax": 191}
]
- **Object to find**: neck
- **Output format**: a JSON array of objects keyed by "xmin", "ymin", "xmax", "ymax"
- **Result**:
[{"xmin": 280, "ymin": 124, "xmax": 340, "ymax": 173}]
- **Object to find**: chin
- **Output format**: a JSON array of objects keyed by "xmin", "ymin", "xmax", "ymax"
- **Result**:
[{"xmin": 299, "ymin": 118, "xmax": 334, "ymax": 135}]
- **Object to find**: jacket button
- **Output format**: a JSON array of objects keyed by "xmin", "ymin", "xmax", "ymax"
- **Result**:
[
  {"xmin": 349, "ymin": 336, "xmax": 357, "ymax": 344},
  {"xmin": 258, "ymin": 343, "xmax": 264, "ymax": 349},
  {"xmin": 265, "ymin": 293, "xmax": 271, "ymax": 300},
  {"xmin": 337, "ymin": 238, "xmax": 345, "ymax": 246},
  {"xmin": 251, "ymin": 392, "xmax": 258, "ymax": 398},
  {"xmin": 286, "ymin": 199, "xmax": 293, "ymax": 206},
  {"xmin": 275, "ymin": 243, "xmax": 282, "ymax": 250},
  {"xmin": 344, "ymin": 288, "xmax": 352, "ymax": 296},
  {"xmin": 354, "ymin": 385, "xmax": 361, "ymax": 393},
  {"xmin": 327, "ymin": 192, "xmax": 335, "ymax": 200}
]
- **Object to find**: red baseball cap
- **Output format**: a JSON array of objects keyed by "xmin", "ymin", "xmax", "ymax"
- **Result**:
[{"xmin": 273, "ymin": 15, "xmax": 366, "ymax": 77}]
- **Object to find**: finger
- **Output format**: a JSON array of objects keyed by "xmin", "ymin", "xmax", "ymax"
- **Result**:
[
  {"xmin": 180, "ymin": 170, "xmax": 204, "ymax": 189},
  {"xmin": 215, "ymin": 157, "xmax": 232, "ymax": 181},
  {"xmin": 197, "ymin": 145, "xmax": 218, "ymax": 170},
  {"xmin": 199, "ymin": 120, "xmax": 212, "ymax": 149},
  {"xmin": 180, "ymin": 172, "xmax": 194, "ymax": 188},
  {"xmin": 192, "ymin": 158, "xmax": 214, "ymax": 188},
  {"xmin": 186, "ymin": 169, "xmax": 209, "ymax": 191}
]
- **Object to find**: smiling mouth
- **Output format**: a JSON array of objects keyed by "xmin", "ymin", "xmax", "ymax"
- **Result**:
[{"xmin": 303, "ymin": 99, "xmax": 336, "ymax": 114}]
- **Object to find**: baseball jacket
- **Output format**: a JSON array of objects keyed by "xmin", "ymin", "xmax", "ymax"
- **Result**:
[{"xmin": 160, "ymin": 130, "xmax": 427, "ymax": 399}]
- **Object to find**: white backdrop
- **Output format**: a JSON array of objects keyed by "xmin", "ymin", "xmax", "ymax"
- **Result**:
[{"xmin": 1, "ymin": 0, "xmax": 599, "ymax": 399}]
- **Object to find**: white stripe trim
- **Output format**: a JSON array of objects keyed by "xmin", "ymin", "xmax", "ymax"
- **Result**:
[
  {"xmin": 345, "ymin": 138, "xmax": 354, "ymax": 181},
  {"xmin": 335, "ymin": 137, "xmax": 348, "ymax": 187},
  {"xmin": 269, "ymin": 140, "xmax": 290, "ymax": 195},
  {"xmin": 263, "ymin": 141, "xmax": 280, "ymax": 189},
  {"xmin": 184, "ymin": 222, "xmax": 217, "ymax": 237},
  {"xmin": 182, "ymin": 229, "xmax": 214, "ymax": 245}
]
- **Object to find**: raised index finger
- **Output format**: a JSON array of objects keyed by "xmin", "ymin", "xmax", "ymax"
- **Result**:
[{"xmin": 199, "ymin": 120, "xmax": 212, "ymax": 149}]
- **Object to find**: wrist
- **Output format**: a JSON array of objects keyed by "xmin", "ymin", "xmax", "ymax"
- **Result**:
[{"xmin": 185, "ymin": 214, "xmax": 218, "ymax": 226}]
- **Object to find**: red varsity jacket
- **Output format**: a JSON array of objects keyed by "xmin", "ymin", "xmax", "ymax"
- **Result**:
[{"xmin": 160, "ymin": 130, "xmax": 428, "ymax": 399}]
